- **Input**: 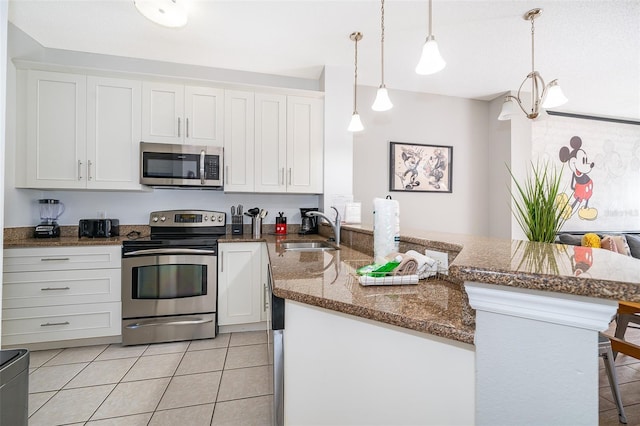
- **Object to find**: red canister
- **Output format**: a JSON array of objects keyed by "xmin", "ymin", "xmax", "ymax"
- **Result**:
[{"xmin": 276, "ymin": 213, "xmax": 287, "ymax": 235}]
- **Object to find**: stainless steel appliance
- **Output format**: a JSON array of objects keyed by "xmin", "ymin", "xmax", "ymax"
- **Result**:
[
  {"xmin": 267, "ymin": 263, "xmax": 285, "ymax": 426},
  {"xmin": 140, "ymin": 142, "xmax": 223, "ymax": 188},
  {"xmin": 79, "ymin": 219, "xmax": 120, "ymax": 238},
  {"xmin": 299, "ymin": 208, "xmax": 318, "ymax": 235},
  {"xmin": 121, "ymin": 209, "xmax": 226, "ymax": 346},
  {"xmin": 34, "ymin": 199, "xmax": 65, "ymax": 238},
  {"xmin": 0, "ymin": 349, "xmax": 29, "ymax": 426}
]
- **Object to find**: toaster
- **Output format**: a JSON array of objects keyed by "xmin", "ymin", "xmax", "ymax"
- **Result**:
[{"xmin": 78, "ymin": 219, "xmax": 120, "ymax": 238}]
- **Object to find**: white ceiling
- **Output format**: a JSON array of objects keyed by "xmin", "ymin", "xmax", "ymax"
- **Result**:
[{"xmin": 8, "ymin": 0, "xmax": 640, "ymax": 119}]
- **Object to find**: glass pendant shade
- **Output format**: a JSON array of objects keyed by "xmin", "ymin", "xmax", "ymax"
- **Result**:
[
  {"xmin": 542, "ymin": 80, "xmax": 568, "ymax": 109},
  {"xmin": 415, "ymin": 36, "xmax": 446, "ymax": 75},
  {"xmin": 348, "ymin": 113, "xmax": 364, "ymax": 132},
  {"xmin": 372, "ymin": 86, "xmax": 393, "ymax": 111},
  {"xmin": 498, "ymin": 98, "xmax": 517, "ymax": 121},
  {"xmin": 134, "ymin": 0, "xmax": 188, "ymax": 28}
]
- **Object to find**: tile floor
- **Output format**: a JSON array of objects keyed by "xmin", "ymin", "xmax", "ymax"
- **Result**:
[
  {"xmin": 23, "ymin": 325, "xmax": 640, "ymax": 425},
  {"xmin": 600, "ymin": 323, "xmax": 640, "ymax": 425},
  {"xmin": 26, "ymin": 331, "xmax": 272, "ymax": 426}
]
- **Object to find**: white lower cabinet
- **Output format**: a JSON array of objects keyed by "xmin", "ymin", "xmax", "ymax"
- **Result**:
[
  {"xmin": 1, "ymin": 246, "xmax": 121, "ymax": 346},
  {"xmin": 218, "ymin": 242, "xmax": 268, "ymax": 326}
]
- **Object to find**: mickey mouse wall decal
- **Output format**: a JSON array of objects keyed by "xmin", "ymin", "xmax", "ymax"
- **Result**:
[{"xmin": 557, "ymin": 136, "xmax": 598, "ymax": 220}]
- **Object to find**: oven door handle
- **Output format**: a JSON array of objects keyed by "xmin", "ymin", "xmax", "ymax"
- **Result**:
[
  {"xmin": 125, "ymin": 317, "xmax": 213, "ymax": 329},
  {"xmin": 123, "ymin": 248, "xmax": 216, "ymax": 256}
]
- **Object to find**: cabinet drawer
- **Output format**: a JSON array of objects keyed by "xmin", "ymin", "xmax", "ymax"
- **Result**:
[
  {"xmin": 2, "ymin": 269, "xmax": 121, "ymax": 309},
  {"xmin": 4, "ymin": 246, "xmax": 121, "ymax": 272},
  {"xmin": 1, "ymin": 303, "xmax": 121, "ymax": 346}
]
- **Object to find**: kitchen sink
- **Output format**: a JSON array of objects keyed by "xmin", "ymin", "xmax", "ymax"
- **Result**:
[{"xmin": 280, "ymin": 241, "xmax": 338, "ymax": 251}]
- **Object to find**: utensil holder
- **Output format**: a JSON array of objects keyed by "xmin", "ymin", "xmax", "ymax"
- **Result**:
[
  {"xmin": 251, "ymin": 217, "xmax": 262, "ymax": 239},
  {"xmin": 232, "ymin": 215, "xmax": 243, "ymax": 235}
]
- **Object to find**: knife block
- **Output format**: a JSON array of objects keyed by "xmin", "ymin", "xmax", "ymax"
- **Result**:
[{"xmin": 231, "ymin": 215, "xmax": 243, "ymax": 235}]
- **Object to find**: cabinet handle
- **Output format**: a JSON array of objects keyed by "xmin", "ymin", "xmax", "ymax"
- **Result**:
[
  {"xmin": 41, "ymin": 287, "xmax": 70, "ymax": 291},
  {"xmin": 178, "ymin": 117, "xmax": 181, "ymax": 137},
  {"xmin": 225, "ymin": 166, "xmax": 229, "ymax": 184},
  {"xmin": 88, "ymin": 160, "xmax": 93, "ymax": 181},
  {"xmin": 288, "ymin": 168, "xmax": 292, "ymax": 185},
  {"xmin": 280, "ymin": 168, "xmax": 284, "ymax": 186},
  {"xmin": 78, "ymin": 160, "xmax": 83, "ymax": 180},
  {"xmin": 186, "ymin": 118, "xmax": 190, "ymax": 138},
  {"xmin": 220, "ymin": 251, "xmax": 223, "ymax": 273},
  {"xmin": 200, "ymin": 150, "xmax": 206, "ymax": 185},
  {"xmin": 40, "ymin": 257, "xmax": 70, "ymax": 262},
  {"xmin": 41, "ymin": 321, "xmax": 70, "ymax": 327}
]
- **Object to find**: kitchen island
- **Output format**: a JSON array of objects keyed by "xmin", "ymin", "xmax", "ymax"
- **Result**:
[{"xmin": 266, "ymin": 224, "xmax": 640, "ymax": 425}]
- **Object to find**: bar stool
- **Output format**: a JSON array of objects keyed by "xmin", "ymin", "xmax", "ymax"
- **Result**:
[{"xmin": 600, "ymin": 333, "xmax": 627, "ymax": 424}]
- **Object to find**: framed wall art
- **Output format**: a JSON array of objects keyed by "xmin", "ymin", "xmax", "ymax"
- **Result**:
[{"xmin": 389, "ymin": 141, "xmax": 453, "ymax": 193}]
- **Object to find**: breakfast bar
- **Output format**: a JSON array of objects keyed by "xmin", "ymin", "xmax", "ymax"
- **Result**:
[{"xmin": 268, "ymin": 224, "xmax": 640, "ymax": 425}]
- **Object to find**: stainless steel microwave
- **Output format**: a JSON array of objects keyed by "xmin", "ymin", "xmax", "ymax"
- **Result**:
[{"xmin": 140, "ymin": 142, "xmax": 223, "ymax": 188}]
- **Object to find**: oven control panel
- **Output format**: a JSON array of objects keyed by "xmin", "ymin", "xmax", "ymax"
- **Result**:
[{"xmin": 149, "ymin": 210, "xmax": 226, "ymax": 227}]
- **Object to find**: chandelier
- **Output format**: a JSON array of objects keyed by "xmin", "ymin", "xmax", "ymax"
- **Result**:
[{"xmin": 498, "ymin": 8, "xmax": 568, "ymax": 120}]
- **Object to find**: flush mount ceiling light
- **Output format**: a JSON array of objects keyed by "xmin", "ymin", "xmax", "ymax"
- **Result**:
[
  {"xmin": 134, "ymin": 0, "xmax": 189, "ymax": 28},
  {"xmin": 498, "ymin": 8, "xmax": 568, "ymax": 121},
  {"xmin": 348, "ymin": 32, "xmax": 364, "ymax": 132},
  {"xmin": 415, "ymin": 0, "xmax": 446, "ymax": 75},
  {"xmin": 371, "ymin": 0, "xmax": 393, "ymax": 112}
]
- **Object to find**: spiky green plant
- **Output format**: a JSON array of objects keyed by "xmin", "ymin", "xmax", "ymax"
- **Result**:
[{"xmin": 508, "ymin": 161, "xmax": 568, "ymax": 243}]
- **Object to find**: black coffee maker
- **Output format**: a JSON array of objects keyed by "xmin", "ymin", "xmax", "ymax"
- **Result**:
[{"xmin": 299, "ymin": 208, "xmax": 319, "ymax": 234}]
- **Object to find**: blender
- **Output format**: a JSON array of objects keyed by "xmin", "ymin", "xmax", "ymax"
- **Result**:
[{"xmin": 34, "ymin": 199, "xmax": 65, "ymax": 238}]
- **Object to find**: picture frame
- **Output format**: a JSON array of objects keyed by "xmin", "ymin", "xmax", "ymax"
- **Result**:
[{"xmin": 389, "ymin": 142, "xmax": 453, "ymax": 193}]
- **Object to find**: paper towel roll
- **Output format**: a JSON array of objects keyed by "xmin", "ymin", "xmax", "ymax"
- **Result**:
[{"xmin": 373, "ymin": 198, "xmax": 400, "ymax": 264}]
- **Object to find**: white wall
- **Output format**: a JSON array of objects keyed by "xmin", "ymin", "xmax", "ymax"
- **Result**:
[
  {"xmin": 3, "ymin": 24, "xmax": 324, "ymax": 228},
  {"xmin": 319, "ymin": 65, "xmax": 353, "ymax": 219},
  {"xmin": 488, "ymin": 95, "xmax": 513, "ymax": 239},
  {"xmin": 353, "ymin": 86, "xmax": 491, "ymax": 236}
]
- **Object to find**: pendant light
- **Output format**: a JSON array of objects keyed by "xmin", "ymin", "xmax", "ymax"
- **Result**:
[
  {"xmin": 372, "ymin": 0, "xmax": 393, "ymax": 111},
  {"xmin": 348, "ymin": 32, "xmax": 364, "ymax": 132},
  {"xmin": 415, "ymin": 0, "xmax": 446, "ymax": 75},
  {"xmin": 498, "ymin": 8, "xmax": 568, "ymax": 120}
]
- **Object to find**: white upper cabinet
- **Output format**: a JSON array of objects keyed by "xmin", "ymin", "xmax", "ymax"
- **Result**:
[
  {"xmin": 23, "ymin": 71, "xmax": 143, "ymax": 190},
  {"xmin": 142, "ymin": 82, "xmax": 223, "ymax": 146},
  {"xmin": 286, "ymin": 96, "xmax": 323, "ymax": 193},
  {"xmin": 254, "ymin": 93, "xmax": 287, "ymax": 192},
  {"xmin": 87, "ymin": 76, "xmax": 143, "ymax": 190},
  {"xmin": 224, "ymin": 90, "xmax": 255, "ymax": 192},
  {"xmin": 225, "ymin": 91, "xmax": 324, "ymax": 194},
  {"xmin": 26, "ymin": 70, "xmax": 87, "ymax": 189}
]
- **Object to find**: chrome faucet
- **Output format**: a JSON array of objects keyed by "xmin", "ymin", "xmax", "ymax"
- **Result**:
[{"xmin": 306, "ymin": 207, "xmax": 340, "ymax": 246}]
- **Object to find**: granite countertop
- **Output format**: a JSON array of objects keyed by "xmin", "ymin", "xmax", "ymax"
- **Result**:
[
  {"xmin": 7, "ymin": 222, "xmax": 639, "ymax": 346},
  {"xmin": 260, "ymin": 233, "xmax": 475, "ymax": 345},
  {"xmin": 3, "ymin": 225, "xmax": 151, "ymax": 247}
]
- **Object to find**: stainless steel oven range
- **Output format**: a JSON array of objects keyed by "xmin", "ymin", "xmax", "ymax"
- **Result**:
[{"xmin": 121, "ymin": 209, "xmax": 226, "ymax": 346}]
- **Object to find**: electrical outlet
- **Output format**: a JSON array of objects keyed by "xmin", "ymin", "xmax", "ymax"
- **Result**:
[{"xmin": 425, "ymin": 249, "xmax": 449, "ymax": 275}]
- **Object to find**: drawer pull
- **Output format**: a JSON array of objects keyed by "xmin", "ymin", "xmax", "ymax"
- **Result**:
[
  {"xmin": 40, "ymin": 257, "xmax": 70, "ymax": 262},
  {"xmin": 41, "ymin": 287, "xmax": 71, "ymax": 291},
  {"xmin": 41, "ymin": 321, "xmax": 70, "ymax": 327}
]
